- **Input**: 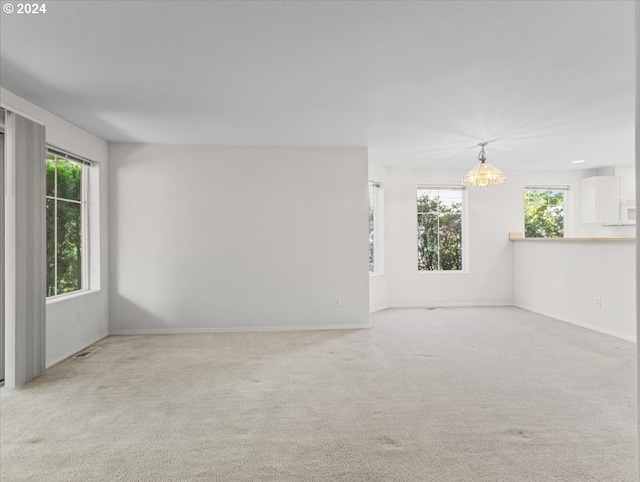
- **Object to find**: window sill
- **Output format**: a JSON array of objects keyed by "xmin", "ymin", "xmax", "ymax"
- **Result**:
[
  {"xmin": 417, "ymin": 270, "xmax": 469, "ymax": 275},
  {"xmin": 369, "ymin": 272, "xmax": 385, "ymax": 277},
  {"xmin": 46, "ymin": 289, "xmax": 100, "ymax": 304},
  {"xmin": 509, "ymin": 235, "xmax": 635, "ymax": 242}
]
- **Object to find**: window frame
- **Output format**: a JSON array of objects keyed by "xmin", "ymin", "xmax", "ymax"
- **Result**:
[
  {"xmin": 523, "ymin": 185, "xmax": 570, "ymax": 239},
  {"xmin": 416, "ymin": 185, "xmax": 468, "ymax": 273},
  {"xmin": 45, "ymin": 147, "xmax": 91, "ymax": 300},
  {"xmin": 369, "ymin": 181, "xmax": 384, "ymax": 275}
]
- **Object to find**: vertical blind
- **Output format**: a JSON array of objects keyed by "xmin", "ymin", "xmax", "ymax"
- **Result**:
[{"xmin": 4, "ymin": 110, "xmax": 47, "ymax": 387}]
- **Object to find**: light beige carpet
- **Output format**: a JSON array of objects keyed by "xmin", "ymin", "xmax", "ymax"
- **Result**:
[{"xmin": 1, "ymin": 307, "xmax": 636, "ymax": 481}]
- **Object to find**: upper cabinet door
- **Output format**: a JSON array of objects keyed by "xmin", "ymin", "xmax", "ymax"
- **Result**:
[{"xmin": 579, "ymin": 176, "xmax": 620, "ymax": 224}]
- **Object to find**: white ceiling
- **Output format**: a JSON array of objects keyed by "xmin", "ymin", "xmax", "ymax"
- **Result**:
[{"xmin": 0, "ymin": 0, "xmax": 635, "ymax": 169}]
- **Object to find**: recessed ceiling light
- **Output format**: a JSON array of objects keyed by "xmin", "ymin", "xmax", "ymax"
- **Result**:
[{"xmin": 571, "ymin": 160, "xmax": 586, "ymax": 164}]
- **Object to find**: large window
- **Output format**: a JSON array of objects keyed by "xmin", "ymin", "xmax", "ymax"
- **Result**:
[
  {"xmin": 46, "ymin": 149, "xmax": 89, "ymax": 297},
  {"xmin": 369, "ymin": 181, "xmax": 383, "ymax": 274},
  {"xmin": 417, "ymin": 186, "xmax": 464, "ymax": 271},
  {"xmin": 524, "ymin": 186, "xmax": 567, "ymax": 238}
]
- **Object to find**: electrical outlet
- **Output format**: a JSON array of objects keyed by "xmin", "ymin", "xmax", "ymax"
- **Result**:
[
  {"xmin": 76, "ymin": 310, "xmax": 82, "ymax": 322},
  {"xmin": 595, "ymin": 297, "xmax": 602, "ymax": 308},
  {"xmin": 334, "ymin": 296, "xmax": 342, "ymax": 306}
]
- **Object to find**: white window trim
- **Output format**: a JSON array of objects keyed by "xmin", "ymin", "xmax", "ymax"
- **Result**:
[
  {"xmin": 46, "ymin": 149, "xmax": 91, "ymax": 299},
  {"xmin": 416, "ymin": 185, "xmax": 469, "ymax": 273},
  {"xmin": 46, "ymin": 288, "xmax": 93, "ymax": 303},
  {"xmin": 369, "ymin": 181, "xmax": 384, "ymax": 275},
  {"xmin": 523, "ymin": 185, "xmax": 571, "ymax": 239}
]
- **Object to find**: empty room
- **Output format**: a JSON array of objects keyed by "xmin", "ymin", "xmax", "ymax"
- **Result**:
[{"xmin": 1, "ymin": 1, "xmax": 638, "ymax": 481}]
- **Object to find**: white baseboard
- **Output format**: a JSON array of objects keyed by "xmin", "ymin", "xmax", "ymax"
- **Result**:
[
  {"xmin": 109, "ymin": 323, "xmax": 371, "ymax": 336},
  {"xmin": 369, "ymin": 305, "xmax": 389, "ymax": 313},
  {"xmin": 514, "ymin": 304, "xmax": 636, "ymax": 343},
  {"xmin": 46, "ymin": 331, "xmax": 109, "ymax": 368},
  {"xmin": 389, "ymin": 302, "xmax": 513, "ymax": 309}
]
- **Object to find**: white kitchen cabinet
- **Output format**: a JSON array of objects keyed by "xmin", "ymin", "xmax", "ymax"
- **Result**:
[
  {"xmin": 619, "ymin": 176, "xmax": 635, "ymax": 201},
  {"xmin": 579, "ymin": 176, "xmax": 620, "ymax": 224}
]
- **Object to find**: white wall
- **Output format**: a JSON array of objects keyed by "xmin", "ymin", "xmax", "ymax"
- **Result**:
[
  {"xmin": 513, "ymin": 240, "xmax": 636, "ymax": 341},
  {"xmin": 368, "ymin": 164, "xmax": 389, "ymax": 312},
  {"xmin": 108, "ymin": 144, "xmax": 370, "ymax": 333},
  {"xmin": 635, "ymin": 4, "xmax": 639, "ymax": 478},
  {"xmin": 1, "ymin": 88, "xmax": 109, "ymax": 367},
  {"xmin": 386, "ymin": 167, "xmax": 514, "ymax": 307},
  {"xmin": 383, "ymin": 167, "xmax": 635, "ymax": 308}
]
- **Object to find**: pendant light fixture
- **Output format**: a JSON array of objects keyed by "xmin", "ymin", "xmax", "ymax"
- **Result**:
[{"xmin": 463, "ymin": 142, "xmax": 507, "ymax": 187}]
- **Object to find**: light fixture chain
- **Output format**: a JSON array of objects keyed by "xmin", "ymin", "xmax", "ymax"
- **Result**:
[{"xmin": 478, "ymin": 142, "xmax": 487, "ymax": 163}]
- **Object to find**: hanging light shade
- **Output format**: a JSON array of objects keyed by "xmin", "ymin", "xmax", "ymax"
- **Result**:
[{"xmin": 463, "ymin": 142, "xmax": 507, "ymax": 187}]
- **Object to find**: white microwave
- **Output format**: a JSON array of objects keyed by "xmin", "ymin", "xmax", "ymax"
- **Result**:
[{"xmin": 620, "ymin": 200, "xmax": 636, "ymax": 225}]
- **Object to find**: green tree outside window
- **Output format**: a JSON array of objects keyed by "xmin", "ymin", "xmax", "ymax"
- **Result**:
[
  {"xmin": 46, "ymin": 153, "xmax": 84, "ymax": 297},
  {"xmin": 417, "ymin": 189, "xmax": 463, "ymax": 271},
  {"xmin": 524, "ymin": 188, "xmax": 564, "ymax": 238}
]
